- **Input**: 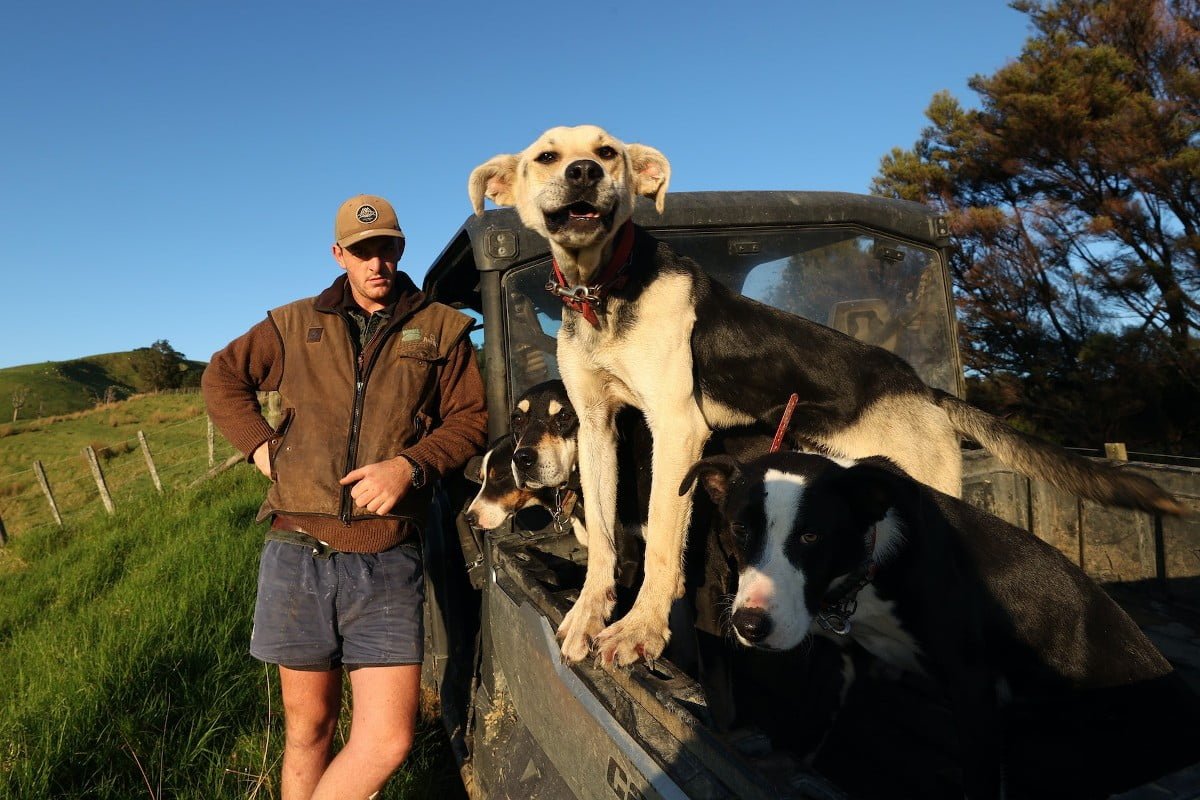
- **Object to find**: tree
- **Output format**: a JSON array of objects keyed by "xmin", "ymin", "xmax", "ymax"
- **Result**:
[
  {"xmin": 94, "ymin": 385, "xmax": 121, "ymax": 407},
  {"xmin": 134, "ymin": 339, "xmax": 187, "ymax": 391},
  {"xmin": 11, "ymin": 386, "xmax": 28, "ymax": 422},
  {"xmin": 873, "ymin": 0, "xmax": 1199, "ymax": 452}
]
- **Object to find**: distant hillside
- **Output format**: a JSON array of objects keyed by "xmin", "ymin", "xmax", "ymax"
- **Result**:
[{"xmin": 0, "ymin": 351, "xmax": 206, "ymax": 420}]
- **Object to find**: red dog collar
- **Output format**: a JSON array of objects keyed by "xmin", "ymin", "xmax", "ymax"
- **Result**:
[{"xmin": 546, "ymin": 221, "xmax": 636, "ymax": 328}]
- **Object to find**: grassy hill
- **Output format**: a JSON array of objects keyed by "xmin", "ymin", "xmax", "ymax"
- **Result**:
[
  {"xmin": 0, "ymin": 351, "xmax": 206, "ymax": 421},
  {"xmin": 0, "ymin": 465, "xmax": 463, "ymax": 799}
]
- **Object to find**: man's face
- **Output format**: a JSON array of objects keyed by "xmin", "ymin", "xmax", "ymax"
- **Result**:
[{"xmin": 332, "ymin": 236, "xmax": 403, "ymax": 313}]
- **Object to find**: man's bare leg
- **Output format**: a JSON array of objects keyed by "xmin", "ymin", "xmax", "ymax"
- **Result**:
[
  {"xmin": 279, "ymin": 667, "xmax": 341, "ymax": 800},
  {"xmin": 309, "ymin": 664, "xmax": 421, "ymax": 800}
]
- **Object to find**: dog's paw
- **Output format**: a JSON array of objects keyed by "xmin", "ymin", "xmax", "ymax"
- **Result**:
[
  {"xmin": 593, "ymin": 609, "xmax": 671, "ymax": 668},
  {"xmin": 557, "ymin": 589, "xmax": 615, "ymax": 664}
]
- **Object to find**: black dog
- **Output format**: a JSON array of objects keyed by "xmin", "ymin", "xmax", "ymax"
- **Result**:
[{"xmin": 682, "ymin": 451, "xmax": 1200, "ymax": 799}]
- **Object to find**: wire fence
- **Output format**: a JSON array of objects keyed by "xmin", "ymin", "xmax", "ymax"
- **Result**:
[
  {"xmin": 0, "ymin": 412, "xmax": 244, "ymax": 544},
  {"xmin": 1061, "ymin": 446, "xmax": 1200, "ymax": 468}
]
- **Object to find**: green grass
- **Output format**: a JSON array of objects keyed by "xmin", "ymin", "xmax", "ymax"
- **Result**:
[
  {"xmin": 0, "ymin": 393, "xmax": 240, "ymax": 539},
  {"xmin": 0, "ymin": 352, "xmax": 205, "ymax": 421},
  {"xmin": 0, "ymin": 467, "xmax": 465, "ymax": 800}
]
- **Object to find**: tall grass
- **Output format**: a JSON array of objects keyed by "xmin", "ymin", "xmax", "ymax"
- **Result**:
[{"xmin": 0, "ymin": 467, "xmax": 464, "ymax": 800}]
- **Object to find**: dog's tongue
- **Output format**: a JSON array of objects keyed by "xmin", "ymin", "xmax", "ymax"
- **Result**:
[{"xmin": 569, "ymin": 204, "xmax": 599, "ymax": 219}]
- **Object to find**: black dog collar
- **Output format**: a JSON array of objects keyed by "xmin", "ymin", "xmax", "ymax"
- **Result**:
[{"xmin": 817, "ymin": 524, "xmax": 879, "ymax": 636}]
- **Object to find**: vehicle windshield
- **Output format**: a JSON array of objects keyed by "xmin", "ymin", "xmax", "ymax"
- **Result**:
[{"xmin": 501, "ymin": 225, "xmax": 956, "ymax": 401}]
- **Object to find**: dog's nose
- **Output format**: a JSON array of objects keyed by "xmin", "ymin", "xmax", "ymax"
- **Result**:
[
  {"xmin": 513, "ymin": 447, "xmax": 537, "ymax": 469},
  {"xmin": 565, "ymin": 159, "xmax": 603, "ymax": 187},
  {"xmin": 732, "ymin": 607, "xmax": 773, "ymax": 643}
]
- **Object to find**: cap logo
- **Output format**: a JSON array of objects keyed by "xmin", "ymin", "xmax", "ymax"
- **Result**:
[{"xmin": 356, "ymin": 205, "xmax": 379, "ymax": 224}]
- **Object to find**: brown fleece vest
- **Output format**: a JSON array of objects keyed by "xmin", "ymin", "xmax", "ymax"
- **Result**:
[{"xmin": 257, "ymin": 296, "xmax": 472, "ymax": 529}]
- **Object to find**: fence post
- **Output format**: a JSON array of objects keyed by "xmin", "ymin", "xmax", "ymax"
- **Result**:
[
  {"xmin": 82, "ymin": 446, "xmax": 116, "ymax": 514},
  {"xmin": 1104, "ymin": 442, "xmax": 1129, "ymax": 461},
  {"xmin": 207, "ymin": 416, "xmax": 215, "ymax": 468},
  {"xmin": 33, "ymin": 460, "xmax": 64, "ymax": 527},
  {"xmin": 137, "ymin": 430, "xmax": 164, "ymax": 494}
]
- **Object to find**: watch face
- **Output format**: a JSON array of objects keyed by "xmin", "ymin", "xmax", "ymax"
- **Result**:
[{"xmin": 408, "ymin": 459, "xmax": 425, "ymax": 488}]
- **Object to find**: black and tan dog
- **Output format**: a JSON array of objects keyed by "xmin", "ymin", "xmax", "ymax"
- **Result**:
[
  {"xmin": 464, "ymin": 381, "xmax": 587, "ymax": 544},
  {"xmin": 509, "ymin": 380, "xmax": 580, "ymax": 493},
  {"xmin": 464, "ymin": 434, "xmax": 586, "ymax": 543},
  {"xmin": 464, "ymin": 380, "xmax": 650, "ymax": 550},
  {"xmin": 468, "ymin": 124, "xmax": 1182, "ymax": 667},
  {"xmin": 683, "ymin": 451, "xmax": 1200, "ymax": 799}
]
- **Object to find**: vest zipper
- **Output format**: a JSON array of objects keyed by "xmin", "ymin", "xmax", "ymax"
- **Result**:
[
  {"xmin": 339, "ymin": 316, "xmax": 400, "ymax": 524},
  {"xmin": 340, "ymin": 350, "xmax": 367, "ymax": 524}
]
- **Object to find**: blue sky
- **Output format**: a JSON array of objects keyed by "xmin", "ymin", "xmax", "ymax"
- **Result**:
[{"xmin": 0, "ymin": 1, "xmax": 1032, "ymax": 369}]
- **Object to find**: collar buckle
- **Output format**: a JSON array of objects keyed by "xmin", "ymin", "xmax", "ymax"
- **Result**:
[
  {"xmin": 816, "ymin": 598, "xmax": 858, "ymax": 636},
  {"xmin": 551, "ymin": 486, "xmax": 576, "ymax": 534},
  {"xmin": 545, "ymin": 281, "xmax": 602, "ymax": 305},
  {"xmin": 816, "ymin": 524, "xmax": 879, "ymax": 636}
]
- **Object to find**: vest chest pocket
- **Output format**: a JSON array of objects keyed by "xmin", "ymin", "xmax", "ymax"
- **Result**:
[
  {"xmin": 362, "ymin": 343, "xmax": 443, "ymax": 455},
  {"xmin": 395, "ymin": 340, "xmax": 439, "ymax": 362},
  {"xmin": 389, "ymin": 342, "xmax": 441, "ymax": 395}
]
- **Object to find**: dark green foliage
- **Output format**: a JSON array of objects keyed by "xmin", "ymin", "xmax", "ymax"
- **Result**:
[
  {"xmin": 130, "ymin": 340, "xmax": 188, "ymax": 392},
  {"xmin": 874, "ymin": 0, "xmax": 1200, "ymax": 453}
]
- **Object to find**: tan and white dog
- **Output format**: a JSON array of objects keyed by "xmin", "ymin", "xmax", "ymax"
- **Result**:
[{"xmin": 468, "ymin": 125, "xmax": 1182, "ymax": 668}]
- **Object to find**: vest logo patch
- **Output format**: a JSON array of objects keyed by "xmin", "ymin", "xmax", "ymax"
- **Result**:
[
  {"xmin": 306, "ymin": 327, "xmax": 323, "ymax": 343},
  {"xmin": 401, "ymin": 328, "xmax": 422, "ymax": 342}
]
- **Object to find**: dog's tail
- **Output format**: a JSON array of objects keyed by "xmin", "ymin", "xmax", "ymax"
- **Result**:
[{"xmin": 934, "ymin": 390, "xmax": 1185, "ymax": 516}]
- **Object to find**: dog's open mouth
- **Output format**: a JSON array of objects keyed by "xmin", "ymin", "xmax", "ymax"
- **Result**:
[{"xmin": 545, "ymin": 201, "xmax": 616, "ymax": 234}]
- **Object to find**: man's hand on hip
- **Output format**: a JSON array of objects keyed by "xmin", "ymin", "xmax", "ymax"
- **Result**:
[
  {"xmin": 252, "ymin": 442, "xmax": 271, "ymax": 479},
  {"xmin": 339, "ymin": 457, "xmax": 413, "ymax": 515}
]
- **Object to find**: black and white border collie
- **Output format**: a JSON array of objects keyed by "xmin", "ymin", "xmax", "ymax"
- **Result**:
[{"xmin": 682, "ymin": 451, "xmax": 1200, "ymax": 799}]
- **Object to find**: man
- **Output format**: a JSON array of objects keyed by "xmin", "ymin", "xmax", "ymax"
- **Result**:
[{"xmin": 202, "ymin": 194, "xmax": 487, "ymax": 800}]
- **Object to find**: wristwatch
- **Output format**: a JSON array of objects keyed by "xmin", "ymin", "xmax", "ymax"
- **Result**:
[{"xmin": 400, "ymin": 455, "xmax": 427, "ymax": 489}]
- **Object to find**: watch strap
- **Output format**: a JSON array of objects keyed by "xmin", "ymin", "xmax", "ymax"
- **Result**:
[{"xmin": 399, "ymin": 454, "xmax": 426, "ymax": 489}]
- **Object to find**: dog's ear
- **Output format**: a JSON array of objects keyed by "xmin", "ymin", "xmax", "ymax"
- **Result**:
[
  {"xmin": 468, "ymin": 154, "xmax": 519, "ymax": 214},
  {"xmin": 680, "ymin": 455, "xmax": 741, "ymax": 505},
  {"xmin": 464, "ymin": 454, "xmax": 485, "ymax": 485},
  {"xmin": 627, "ymin": 144, "xmax": 671, "ymax": 213},
  {"xmin": 833, "ymin": 464, "xmax": 898, "ymax": 527}
]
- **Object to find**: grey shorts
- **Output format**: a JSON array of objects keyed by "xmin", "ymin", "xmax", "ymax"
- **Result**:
[{"xmin": 250, "ymin": 536, "xmax": 425, "ymax": 671}]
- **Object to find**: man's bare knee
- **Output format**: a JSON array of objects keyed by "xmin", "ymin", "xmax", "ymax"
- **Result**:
[
  {"xmin": 376, "ymin": 731, "xmax": 414, "ymax": 771},
  {"xmin": 280, "ymin": 667, "xmax": 341, "ymax": 750},
  {"xmin": 285, "ymin": 713, "xmax": 338, "ymax": 751}
]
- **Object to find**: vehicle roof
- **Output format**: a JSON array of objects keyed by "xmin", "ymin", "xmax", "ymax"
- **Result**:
[{"xmin": 422, "ymin": 190, "xmax": 949, "ymax": 304}]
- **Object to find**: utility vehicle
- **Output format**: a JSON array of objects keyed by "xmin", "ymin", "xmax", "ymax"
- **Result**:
[{"xmin": 418, "ymin": 192, "xmax": 1200, "ymax": 799}]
